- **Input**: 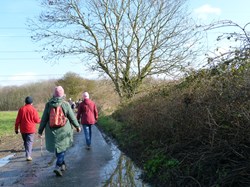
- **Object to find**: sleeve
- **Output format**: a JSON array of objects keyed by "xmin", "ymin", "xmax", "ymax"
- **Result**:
[
  {"xmin": 15, "ymin": 108, "xmax": 22, "ymax": 131},
  {"xmin": 33, "ymin": 108, "xmax": 41, "ymax": 124},
  {"xmin": 67, "ymin": 103, "xmax": 80, "ymax": 128},
  {"xmin": 38, "ymin": 103, "xmax": 49, "ymax": 135}
]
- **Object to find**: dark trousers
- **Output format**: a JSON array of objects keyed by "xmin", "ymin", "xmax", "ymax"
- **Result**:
[{"xmin": 21, "ymin": 133, "xmax": 34, "ymax": 158}]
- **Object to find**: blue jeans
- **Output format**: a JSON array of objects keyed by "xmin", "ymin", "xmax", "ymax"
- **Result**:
[
  {"xmin": 55, "ymin": 151, "xmax": 65, "ymax": 166},
  {"xmin": 83, "ymin": 124, "xmax": 92, "ymax": 146}
]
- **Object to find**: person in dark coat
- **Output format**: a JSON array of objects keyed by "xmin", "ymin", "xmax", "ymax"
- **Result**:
[
  {"xmin": 77, "ymin": 92, "xmax": 98, "ymax": 150},
  {"xmin": 38, "ymin": 86, "xmax": 81, "ymax": 176}
]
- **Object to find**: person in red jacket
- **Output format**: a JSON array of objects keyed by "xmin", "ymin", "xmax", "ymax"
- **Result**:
[
  {"xmin": 15, "ymin": 96, "xmax": 41, "ymax": 161},
  {"xmin": 77, "ymin": 92, "xmax": 98, "ymax": 150}
]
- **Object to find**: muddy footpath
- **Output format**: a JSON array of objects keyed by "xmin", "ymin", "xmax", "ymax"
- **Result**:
[{"xmin": 0, "ymin": 126, "xmax": 149, "ymax": 187}]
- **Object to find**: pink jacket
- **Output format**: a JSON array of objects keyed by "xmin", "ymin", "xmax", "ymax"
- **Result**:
[
  {"xmin": 77, "ymin": 99, "xmax": 98, "ymax": 125},
  {"xmin": 15, "ymin": 104, "xmax": 41, "ymax": 133}
]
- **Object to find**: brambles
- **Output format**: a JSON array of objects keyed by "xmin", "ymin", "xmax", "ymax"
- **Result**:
[{"xmin": 109, "ymin": 59, "xmax": 250, "ymax": 186}]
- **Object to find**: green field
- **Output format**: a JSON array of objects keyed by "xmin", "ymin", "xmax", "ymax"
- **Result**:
[
  {"xmin": 0, "ymin": 111, "xmax": 18, "ymax": 137},
  {"xmin": 0, "ymin": 111, "xmax": 43, "ymax": 137}
]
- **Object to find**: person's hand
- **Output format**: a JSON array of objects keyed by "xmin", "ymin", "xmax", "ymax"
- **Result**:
[
  {"xmin": 15, "ymin": 130, "xmax": 18, "ymax": 134},
  {"xmin": 76, "ymin": 127, "xmax": 81, "ymax": 132},
  {"xmin": 38, "ymin": 134, "xmax": 43, "ymax": 138}
]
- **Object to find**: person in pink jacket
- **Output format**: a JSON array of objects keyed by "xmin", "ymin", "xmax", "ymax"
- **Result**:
[
  {"xmin": 77, "ymin": 92, "xmax": 98, "ymax": 150},
  {"xmin": 15, "ymin": 96, "xmax": 41, "ymax": 161}
]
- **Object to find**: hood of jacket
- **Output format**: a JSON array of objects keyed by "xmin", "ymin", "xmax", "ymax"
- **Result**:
[
  {"xmin": 49, "ymin": 97, "xmax": 64, "ymax": 107},
  {"xmin": 83, "ymin": 98, "xmax": 91, "ymax": 105}
]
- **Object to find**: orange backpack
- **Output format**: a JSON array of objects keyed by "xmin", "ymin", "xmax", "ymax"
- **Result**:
[{"xmin": 49, "ymin": 105, "xmax": 67, "ymax": 128}]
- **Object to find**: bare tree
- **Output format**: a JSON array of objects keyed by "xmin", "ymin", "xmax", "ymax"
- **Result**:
[
  {"xmin": 28, "ymin": 0, "xmax": 202, "ymax": 99},
  {"xmin": 205, "ymin": 20, "xmax": 250, "ymax": 67}
]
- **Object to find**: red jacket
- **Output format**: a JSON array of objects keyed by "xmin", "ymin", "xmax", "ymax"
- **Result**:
[
  {"xmin": 15, "ymin": 104, "xmax": 41, "ymax": 133},
  {"xmin": 77, "ymin": 99, "xmax": 98, "ymax": 125}
]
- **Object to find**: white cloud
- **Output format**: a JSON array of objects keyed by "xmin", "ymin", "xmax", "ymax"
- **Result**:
[
  {"xmin": 5, "ymin": 72, "xmax": 39, "ymax": 86},
  {"xmin": 9, "ymin": 72, "xmax": 36, "ymax": 81},
  {"xmin": 194, "ymin": 4, "xmax": 221, "ymax": 20}
]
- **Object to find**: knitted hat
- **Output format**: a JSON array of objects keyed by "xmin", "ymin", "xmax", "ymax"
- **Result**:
[
  {"xmin": 83, "ymin": 92, "xmax": 89, "ymax": 99},
  {"xmin": 25, "ymin": 96, "xmax": 33, "ymax": 104},
  {"xmin": 53, "ymin": 86, "xmax": 64, "ymax": 97}
]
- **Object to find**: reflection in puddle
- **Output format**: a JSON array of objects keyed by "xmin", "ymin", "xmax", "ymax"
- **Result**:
[
  {"xmin": 101, "ymin": 143, "xmax": 150, "ymax": 187},
  {"xmin": 0, "ymin": 154, "xmax": 15, "ymax": 167}
]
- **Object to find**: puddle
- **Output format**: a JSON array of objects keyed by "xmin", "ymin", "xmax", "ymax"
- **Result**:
[
  {"xmin": 100, "ymin": 142, "xmax": 150, "ymax": 187},
  {"xmin": 0, "ymin": 154, "xmax": 15, "ymax": 167}
]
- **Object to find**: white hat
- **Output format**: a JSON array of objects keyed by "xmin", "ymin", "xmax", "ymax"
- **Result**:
[{"xmin": 83, "ymin": 92, "xmax": 89, "ymax": 99}]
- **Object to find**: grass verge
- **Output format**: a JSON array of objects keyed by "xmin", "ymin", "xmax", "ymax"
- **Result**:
[{"xmin": 0, "ymin": 111, "xmax": 18, "ymax": 137}]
